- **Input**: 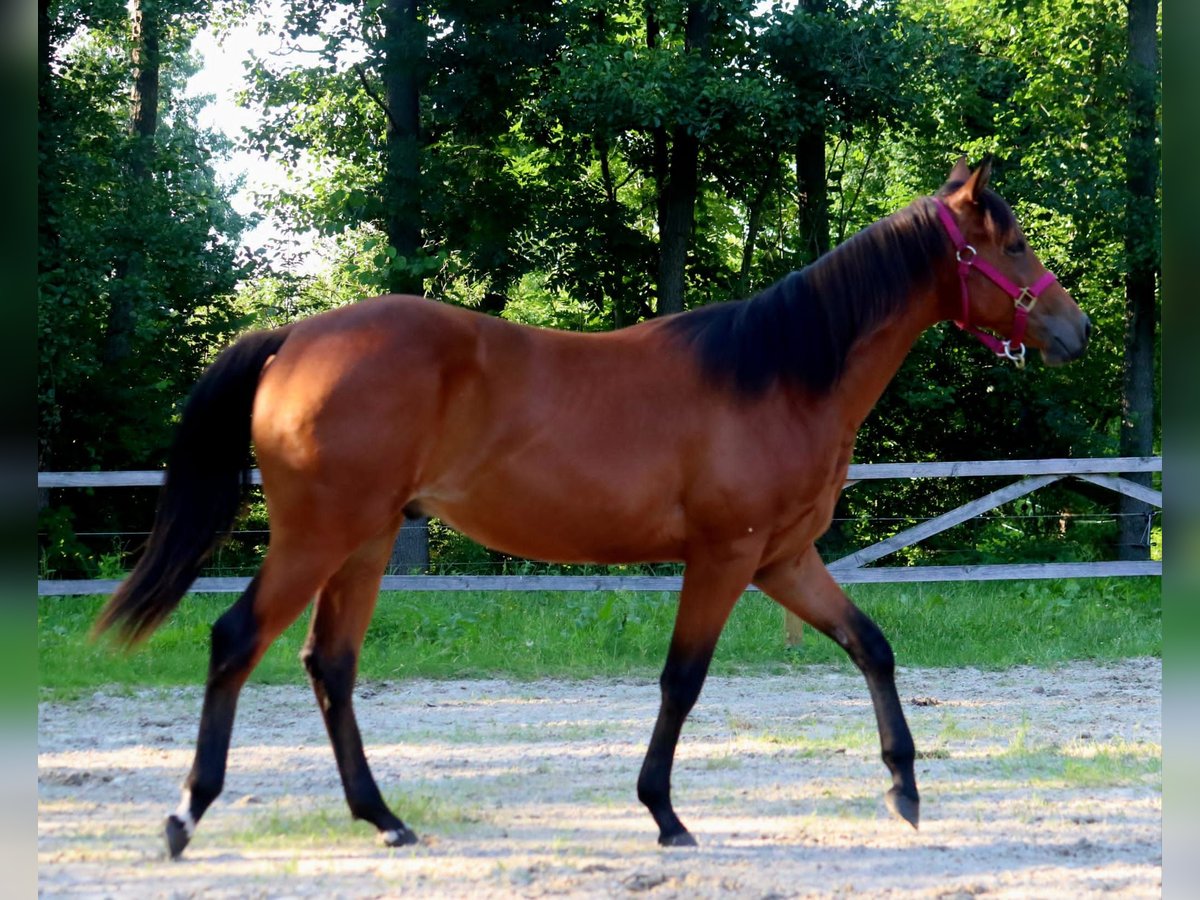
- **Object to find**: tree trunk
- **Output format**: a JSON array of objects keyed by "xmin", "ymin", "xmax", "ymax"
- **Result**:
[
  {"xmin": 597, "ymin": 135, "xmax": 628, "ymax": 329},
  {"xmin": 38, "ymin": 0, "xmax": 57, "ymax": 256},
  {"xmin": 38, "ymin": 0, "xmax": 59, "ymax": 469},
  {"xmin": 652, "ymin": 2, "xmax": 713, "ymax": 317},
  {"xmin": 379, "ymin": 0, "xmax": 430, "ymax": 565},
  {"xmin": 737, "ymin": 168, "xmax": 775, "ymax": 297},
  {"xmin": 128, "ymin": 0, "xmax": 159, "ymax": 179},
  {"xmin": 104, "ymin": 0, "xmax": 160, "ymax": 367},
  {"xmin": 1117, "ymin": 0, "xmax": 1159, "ymax": 560},
  {"xmin": 795, "ymin": 127, "xmax": 829, "ymax": 266},
  {"xmin": 388, "ymin": 517, "xmax": 431, "ymax": 574},
  {"xmin": 381, "ymin": 0, "xmax": 424, "ymax": 295},
  {"xmin": 645, "ymin": 5, "xmax": 670, "ymax": 310}
]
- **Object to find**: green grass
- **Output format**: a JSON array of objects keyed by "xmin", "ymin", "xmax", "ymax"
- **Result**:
[
  {"xmin": 228, "ymin": 792, "xmax": 485, "ymax": 849},
  {"xmin": 994, "ymin": 737, "xmax": 1162, "ymax": 789},
  {"xmin": 38, "ymin": 577, "xmax": 1160, "ymax": 698}
]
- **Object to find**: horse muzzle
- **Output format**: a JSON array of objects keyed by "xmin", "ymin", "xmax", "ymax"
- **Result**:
[{"xmin": 1037, "ymin": 311, "xmax": 1091, "ymax": 367}]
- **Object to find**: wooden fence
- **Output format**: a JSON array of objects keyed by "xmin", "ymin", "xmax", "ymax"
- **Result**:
[{"xmin": 37, "ymin": 457, "xmax": 1162, "ymax": 596}]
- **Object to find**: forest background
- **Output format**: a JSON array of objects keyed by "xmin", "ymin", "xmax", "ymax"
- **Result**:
[{"xmin": 36, "ymin": 0, "xmax": 1161, "ymax": 580}]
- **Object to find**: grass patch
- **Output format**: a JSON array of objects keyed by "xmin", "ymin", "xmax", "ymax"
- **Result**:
[
  {"xmin": 228, "ymin": 792, "xmax": 485, "ymax": 848},
  {"xmin": 752, "ymin": 723, "xmax": 878, "ymax": 756},
  {"xmin": 39, "ymin": 577, "xmax": 1159, "ymax": 697},
  {"xmin": 994, "ymin": 738, "xmax": 1161, "ymax": 789}
]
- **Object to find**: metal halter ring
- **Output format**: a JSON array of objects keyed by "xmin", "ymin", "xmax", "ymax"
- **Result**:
[
  {"xmin": 1002, "ymin": 340, "xmax": 1027, "ymax": 368},
  {"xmin": 956, "ymin": 245, "xmax": 977, "ymax": 264},
  {"xmin": 1014, "ymin": 288, "xmax": 1038, "ymax": 313}
]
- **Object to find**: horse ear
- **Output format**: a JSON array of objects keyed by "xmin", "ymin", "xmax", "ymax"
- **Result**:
[
  {"xmin": 948, "ymin": 156, "xmax": 971, "ymax": 184},
  {"xmin": 963, "ymin": 157, "xmax": 992, "ymax": 201}
]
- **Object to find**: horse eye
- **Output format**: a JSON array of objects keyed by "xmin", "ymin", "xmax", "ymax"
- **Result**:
[{"xmin": 1006, "ymin": 239, "xmax": 1027, "ymax": 256}]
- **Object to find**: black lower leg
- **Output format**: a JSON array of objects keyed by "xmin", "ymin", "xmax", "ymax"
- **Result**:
[
  {"xmin": 637, "ymin": 644, "xmax": 714, "ymax": 846},
  {"xmin": 828, "ymin": 608, "xmax": 919, "ymax": 827},
  {"xmin": 302, "ymin": 645, "xmax": 416, "ymax": 846},
  {"xmin": 166, "ymin": 580, "xmax": 261, "ymax": 858}
]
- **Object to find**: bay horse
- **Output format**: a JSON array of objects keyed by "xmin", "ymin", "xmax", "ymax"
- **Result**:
[{"xmin": 95, "ymin": 159, "xmax": 1089, "ymax": 857}]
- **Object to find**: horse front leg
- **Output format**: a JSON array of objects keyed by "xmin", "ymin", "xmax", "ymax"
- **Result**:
[
  {"xmin": 754, "ymin": 547, "xmax": 919, "ymax": 828},
  {"xmin": 638, "ymin": 552, "xmax": 759, "ymax": 846}
]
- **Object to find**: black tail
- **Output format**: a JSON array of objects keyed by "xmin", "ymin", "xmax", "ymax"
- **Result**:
[{"xmin": 94, "ymin": 326, "xmax": 294, "ymax": 644}]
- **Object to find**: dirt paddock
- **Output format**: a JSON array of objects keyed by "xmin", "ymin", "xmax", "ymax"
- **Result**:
[{"xmin": 39, "ymin": 658, "xmax": 1160, "ymax": 898}]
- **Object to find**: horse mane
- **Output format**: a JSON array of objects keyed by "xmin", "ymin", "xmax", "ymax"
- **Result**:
[{"xmin": 666, "ymin": 195, "xmax": 954, "ymax": 396}]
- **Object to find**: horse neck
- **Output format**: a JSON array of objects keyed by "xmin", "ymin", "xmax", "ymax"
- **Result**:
[{"xmin": 825, "ymin": 286, "xmax": 944, "ymax": 432}]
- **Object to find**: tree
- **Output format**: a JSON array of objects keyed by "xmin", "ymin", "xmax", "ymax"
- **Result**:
[
  {"xmin": 1117, "ymin": 0, "xmax": 1160, "ymax": 560},
  {"xmin": 379, "ymin": 0, "xmax": 424, "ymax": 295},
  {"xmin": 652, "ymin": 1, "xmax": 716, "ymax": 315},
  {"xmin": 38, "ymin": 0, "xmax": 252, "ymax": 574},
  {"xmin": 104, "ymin": 0, "xmax": 163, "ymax": 367}
]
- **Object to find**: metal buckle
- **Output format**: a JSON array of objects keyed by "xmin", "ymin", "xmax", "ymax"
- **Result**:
[
  {"xmin": 1014, "ymin": 287, "xmax": 1038, "ymax": 312},
  {"xmin": 956, "ymin": 245, "xmax": 977, "ymax": 264},
  {"xmin": 1002, "ymin": 340, "xmax": 1027, "ymax": 369}
]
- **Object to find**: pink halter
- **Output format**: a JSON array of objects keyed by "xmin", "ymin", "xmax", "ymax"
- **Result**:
[{"xmin": 933, "ymin": 198, "xmax": 1058, "ymax": 368}]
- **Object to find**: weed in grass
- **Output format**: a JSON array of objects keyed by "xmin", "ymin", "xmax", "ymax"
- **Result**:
[
  {"xmin": 915, "ymin": 747, "xmax": 951, "ymax": 760},
  {"xmin": 724, "ymin": 714, "xmax": 756, "ymax": 735},
  {"xmin": 938, "ymin": 713, "xmax": 973, "ymax": 742},
  {"xmin": 701, "ymin": 752, "xmax": 744, "ymax": 771},
  {"xmin": 1001, "ymin": 719, "xmax": 1032, "ymax": 755},
  {"xmin": 484, "ymin": 721, "xmax": 615, "ymax": 744},
  {"xmin": 811, "ymin": 791, "xmax": 879, "ymax": 821},
  {"xmin": 743, "ymin": 722, "xmax": 876, "ymax": 758},
  {"xmin": 569, "ymin": 786, "xmax": 622, "ymax": 807}
]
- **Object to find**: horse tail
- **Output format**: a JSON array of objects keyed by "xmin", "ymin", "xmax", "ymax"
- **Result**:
[{"xmin": 94, "ymin": 325, "xmax": 295, "ymax": 645}]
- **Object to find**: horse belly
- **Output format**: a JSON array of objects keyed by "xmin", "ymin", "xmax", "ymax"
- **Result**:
[{"xmin": 421, "ymin": 466, "xmax": 687, "ymax": 565}]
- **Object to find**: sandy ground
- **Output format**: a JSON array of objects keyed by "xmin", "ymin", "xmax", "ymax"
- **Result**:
[{"xmin": 38, "ymin": 658, "xmax": 1160, "ymax": 898}]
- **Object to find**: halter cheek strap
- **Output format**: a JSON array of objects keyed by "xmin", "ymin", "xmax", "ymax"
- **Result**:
[{"xmin": 933, "ymin": 198, "xmax": 1058, "ymax": 369}]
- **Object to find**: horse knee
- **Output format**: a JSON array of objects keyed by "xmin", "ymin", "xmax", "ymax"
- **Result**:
[
  {"xmin": 300, "ymin": 642, "xmax": 319, "ymax": 680},
  {"xmin": 860, "ymin": 621, "xmax": 895, "ymax": 675},
  {"xmin": 300, "ymin": 643, "xmax": 356, "ymax": 703},
  {"xmin": 836, "ymin": 610, "xmax": 894, "ymax": 677},
  {"xmin": 659, "ymin": 652, "xmax": 709, "ymax": 713}
]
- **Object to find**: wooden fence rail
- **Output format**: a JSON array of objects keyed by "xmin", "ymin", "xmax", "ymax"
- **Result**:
[{"xmin": 37, "ymin": 457, "xmax": 1162, "ymax": 597}]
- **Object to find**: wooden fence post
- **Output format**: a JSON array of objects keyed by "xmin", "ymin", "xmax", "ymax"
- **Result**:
[{"xmin": 784, "ymin": 610, "xmax": 804, "ymax": 647}]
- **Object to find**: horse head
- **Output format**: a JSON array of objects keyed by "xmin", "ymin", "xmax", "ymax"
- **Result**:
[{"xmin": 935, "ymin": 158, "xmax": 1091, "ymax": 367}]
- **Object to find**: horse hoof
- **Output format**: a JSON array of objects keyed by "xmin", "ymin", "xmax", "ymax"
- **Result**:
[
  {"xmin": 885, "ymin": 787, "xmax": 920, "ymax": 829},
  {"xmin": 165, "ymin": 814, "xmax": 192, "ymax": 859},
  {"xmin": 659, "ymin": 830, "xmax": 698, "ymax": 848},
  {"xmin": 381, "ymin": 826, "xmax": 419, "ymax": 847}
]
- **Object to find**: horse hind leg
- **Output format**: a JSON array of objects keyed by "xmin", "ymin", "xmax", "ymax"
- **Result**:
[
  {"xmin": 754, "ymin": 547, "xmax": 919, "ymax": 829},
  {"xmin": 301, "ymin": 522, "xmax": 417, "ymax": 847},
  {"xmin": 166, "ymin": 547, "xmax": 338, "ymax": 858}
]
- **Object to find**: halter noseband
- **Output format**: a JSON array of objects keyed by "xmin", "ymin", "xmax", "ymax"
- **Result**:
[{"xmin": 933, "ymin": 198, "xmax": 1058, "ymax": 369}]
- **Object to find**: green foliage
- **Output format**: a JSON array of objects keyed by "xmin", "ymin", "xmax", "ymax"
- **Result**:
[
  {"xmin": 37, "ymin": 507, "xmax": 94, "ymax": 579},
  {"xmin": 40, "ymin": 4, "xmax": 253, "ymax": 472},
  {"xmin": 38, "ymin": 0, "xmax": 263, "ymax": 576}
]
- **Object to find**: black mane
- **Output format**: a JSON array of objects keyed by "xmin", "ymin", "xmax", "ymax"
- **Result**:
[{"xmin": 666, "ymin": 196, "xmax": 950, "ymax": 396}]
